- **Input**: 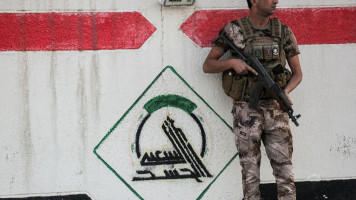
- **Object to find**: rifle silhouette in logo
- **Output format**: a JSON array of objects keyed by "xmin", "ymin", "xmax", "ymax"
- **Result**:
[{"xmin": 133, "ymin": 116, "xmax": 212, "ymax": 182}]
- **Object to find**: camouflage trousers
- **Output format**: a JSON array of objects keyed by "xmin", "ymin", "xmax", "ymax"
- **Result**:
[{"xmin": 232, "ymin": 100, "xmax": 296, "ymax": 200}]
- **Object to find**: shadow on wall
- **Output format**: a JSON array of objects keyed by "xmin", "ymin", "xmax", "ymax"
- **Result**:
[
  {"xmin": 261, "ymin": 179, "xmax": 356, "ymax": 200},
  {"xmin": 0, "ymin": 194, "xmax": 91, "ymax": 200},
  {"xmin": 1, "ymin": 180, "xmax": 355, "ymax": 199}
]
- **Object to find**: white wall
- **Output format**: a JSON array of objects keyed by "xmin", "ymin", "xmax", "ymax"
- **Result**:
[{"xmin": 0, "ymin": 0, "xmax": 355, "ymax": 199}]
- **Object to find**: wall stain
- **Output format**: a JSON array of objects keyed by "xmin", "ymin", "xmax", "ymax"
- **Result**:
[
  {"xmin": 90, "ymin": 0, "xmax": 98, "ymax": 49},
  {"xmin": 77, "ymin": 53, "xmax": 88, "ymax": 182},
  {"xmin": 18, "ymin": 52, "xmax": 32, "ymax": 192},
  {"xmin": 18, "ymin": 11, "xmax": 26, "ymax": 51},
  {"xmin": 330, "ymin": 134, "xmax": 356, "ymax": 158},
  {"xmin": 50, "ymin": 51, "xmax": 59, "ymax": 187},
  {"xmin": 89, "ymin": 0, "xmax": 96, "ymax": 11},
  {"xmin": 48, "ymin": 11, "xmax": 56, "ymax": 50},
  {"xmin": 91, "ymin": 13, "xmax": 98, "ymax": 50},
  {"xmin": 90, "ymin": 53, "xmax": 101, "ymax": 120},
  {"xmin": 78, "ymin": 12, "xmax": 84, "ymax": 51},
  {"xmin": 9, "ymin": 176, "xmax": 15, "ymax": 190}
]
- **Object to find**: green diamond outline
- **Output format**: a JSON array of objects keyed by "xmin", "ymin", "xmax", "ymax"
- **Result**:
[{"xmin": 93, "ymin": 66, "xmax": 239, "ymax": 200}]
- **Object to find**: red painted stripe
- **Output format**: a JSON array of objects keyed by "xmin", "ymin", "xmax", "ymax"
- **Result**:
[
  {"xmin": 0, "ymin": 12, "xmax": 156, "ymax": 51},
  {"xmin": 180, "ymin": 7, "xmax": 356, "ymax": 47}
]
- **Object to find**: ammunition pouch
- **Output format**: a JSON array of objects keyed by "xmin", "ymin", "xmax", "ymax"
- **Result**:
[
  {"xmin": 270, "ymin": 66, "xmax": 292, "ymax": 89},
  {"xmin": 222, "ymin": 70, "xmax": 247, "ymax": 101},
  {"xmin": 222, "ymin": 66, "xmax": 291, "ymax": 101}
]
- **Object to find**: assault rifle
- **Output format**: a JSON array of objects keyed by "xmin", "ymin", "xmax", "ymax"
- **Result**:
[{"xmin": 215, "ymin": 32, "xmax": 301, "ymax": 126}]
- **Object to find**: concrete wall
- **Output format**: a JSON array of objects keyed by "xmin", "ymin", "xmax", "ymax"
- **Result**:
[{"xmin": 0, "ymin": 0, "xmax": 355, "ymax": 199}]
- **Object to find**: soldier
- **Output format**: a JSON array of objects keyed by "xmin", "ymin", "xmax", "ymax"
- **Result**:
[{"xmin": 202, "ymin": 0, "xmax": 302, "ymax": 199}]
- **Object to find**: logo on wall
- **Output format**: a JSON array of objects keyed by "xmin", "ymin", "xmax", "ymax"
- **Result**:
[
  {"xmin": 133, "ymin": 95, "xmax": 212, "ymax": 182},
  {"xmin": 94, "ymin": 66, "xmax": 237, "ymax": 200}
]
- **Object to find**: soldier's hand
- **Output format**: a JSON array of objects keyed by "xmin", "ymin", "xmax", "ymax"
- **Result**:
[
  {"xmin": 274, "ymin": 91, "xmax": 293, "ymax": 110},
  {"xmin": 273, "ymin": 100, "xmax": 281, "ymax": 110},
  {"xmin": 230, "ymin": 59, "xmax": 258, "ymax": 76},
  {"xmin": 284, "ymin": 90, "xmax": 293, "ymax": 105}
]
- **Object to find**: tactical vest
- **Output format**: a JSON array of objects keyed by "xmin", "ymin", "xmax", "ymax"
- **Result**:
[{"xmin": 222, "ymin": 17, "xmax": 291, "ymax": 101}]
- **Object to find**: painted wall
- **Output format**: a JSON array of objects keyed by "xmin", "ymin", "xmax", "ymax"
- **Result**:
[{"xmin": 0, "ymin": 0, "xmax": 355, "ymax": 199}]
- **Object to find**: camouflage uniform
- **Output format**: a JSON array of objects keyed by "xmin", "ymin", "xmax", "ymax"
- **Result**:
[{"xmin": 213, "ymin": 18, "xmax": 300, "ymax": 200}]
